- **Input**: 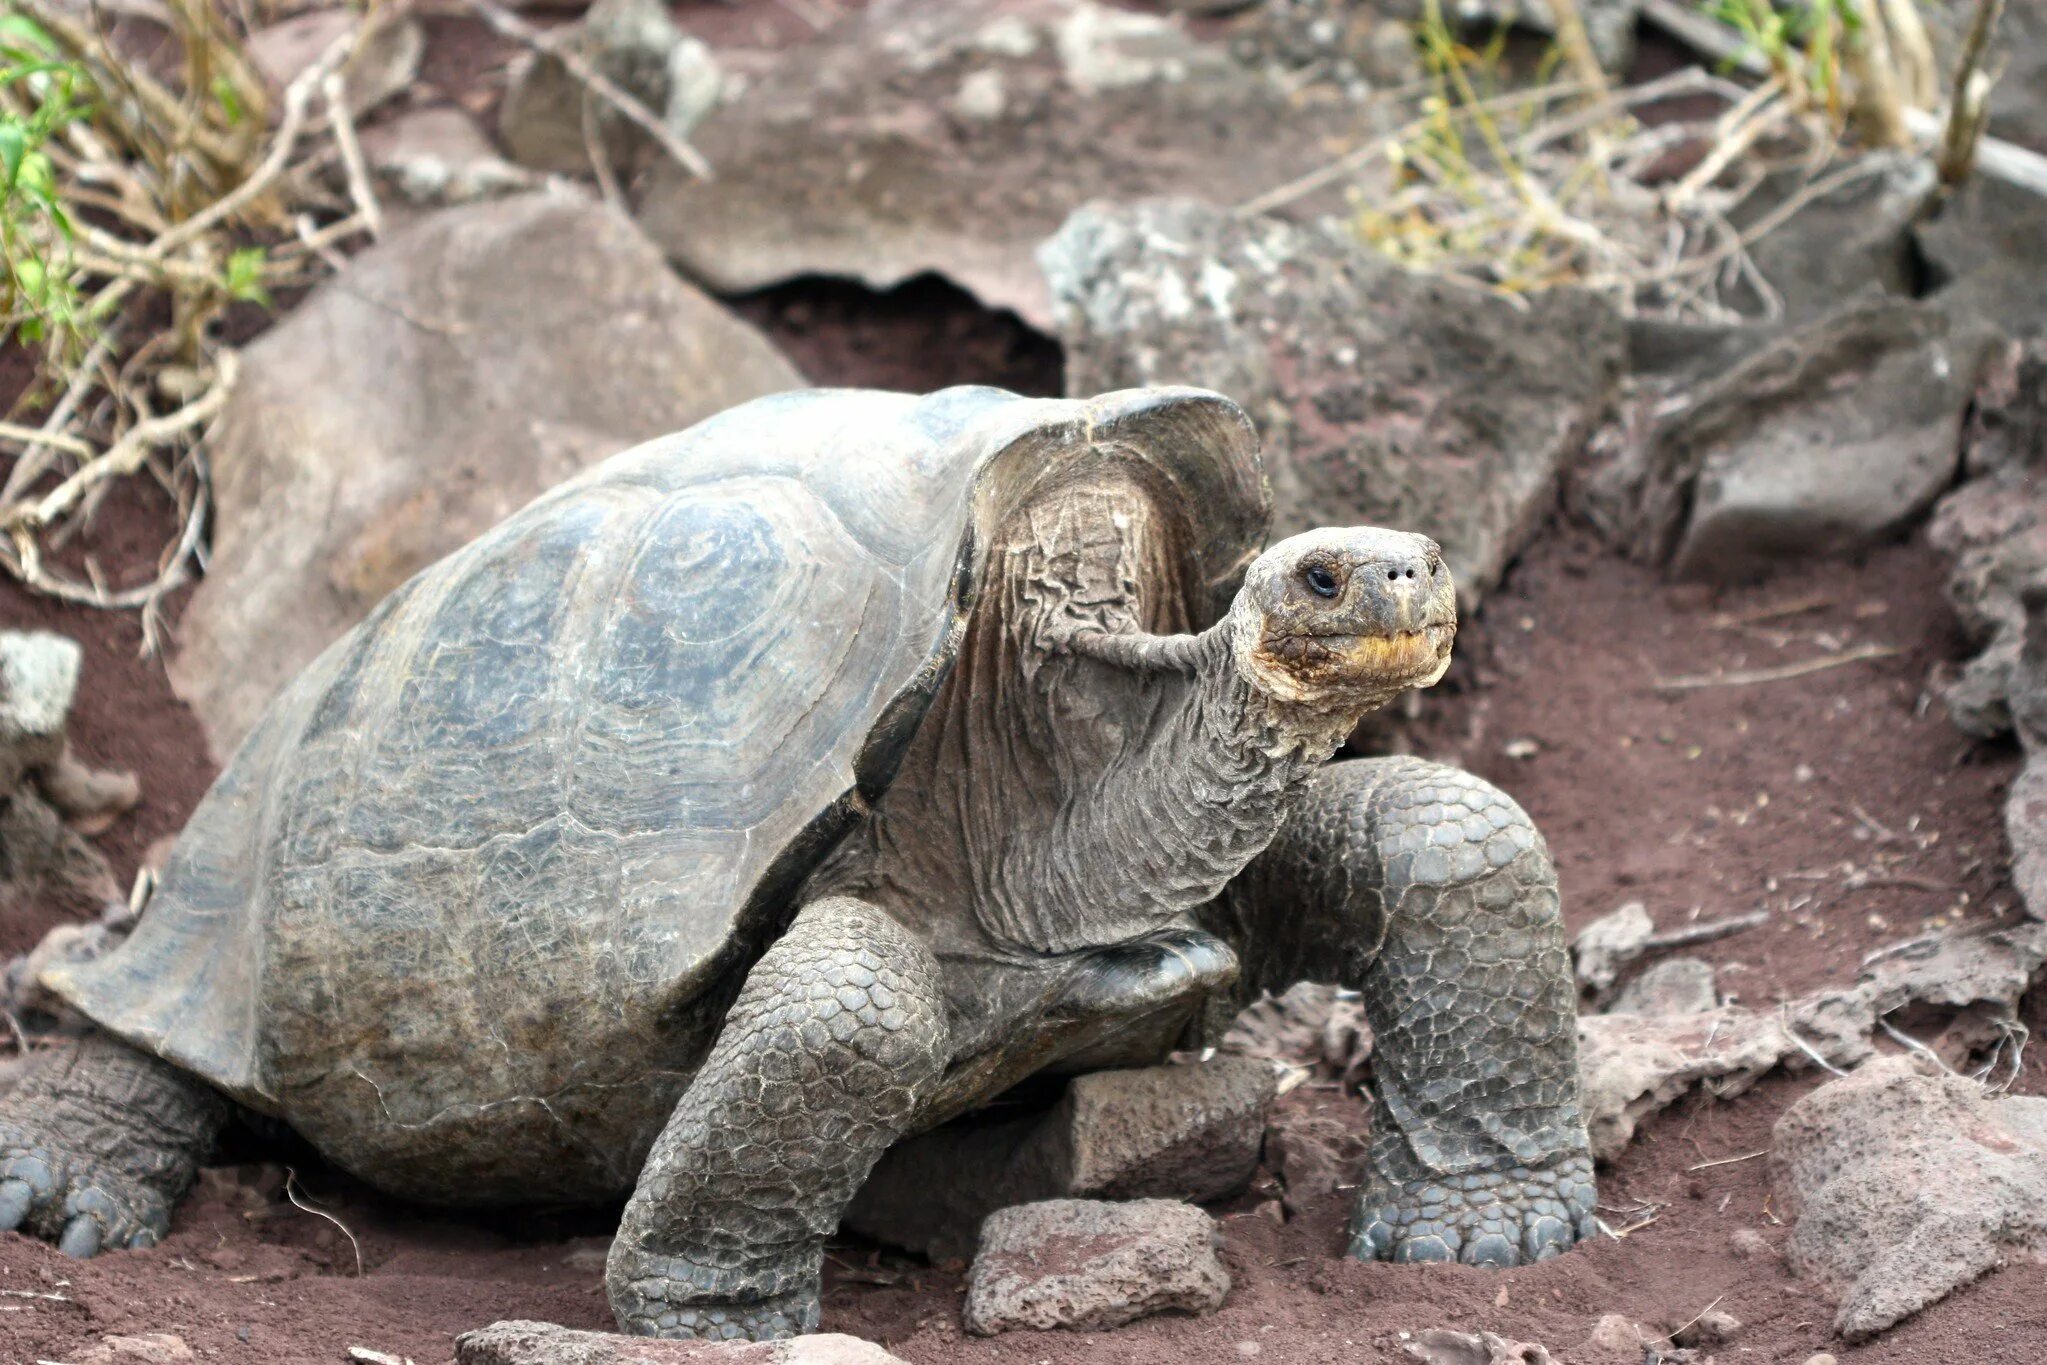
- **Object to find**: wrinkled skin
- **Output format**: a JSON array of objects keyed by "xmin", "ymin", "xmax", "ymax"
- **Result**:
[{"xmin": 0, "ymin": 470, "xmax": 1593, "ymax": 1341}]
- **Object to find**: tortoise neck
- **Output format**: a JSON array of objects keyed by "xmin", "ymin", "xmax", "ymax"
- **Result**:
[{"xmin": 963, "ymin": 619, "xmax": 1352, "ymax": 955}]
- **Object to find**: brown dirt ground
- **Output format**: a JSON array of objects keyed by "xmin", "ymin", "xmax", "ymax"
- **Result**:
[{"xmin": 2, "ymin": 5, "xmax": 2041, "ymax": 1364}]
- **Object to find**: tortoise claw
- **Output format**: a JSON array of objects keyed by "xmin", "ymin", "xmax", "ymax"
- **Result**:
[
  {"xmin": 0, "ymin": 1179, "xmax": 30, "ymax": 1231},
  {"xmin": 1349, "ymin": 1151, "xmax": 1598, "ymax": 1269},
  {"xmin": 57, "ymin": 1215, "xmax": 102, "ymax": 1259}
]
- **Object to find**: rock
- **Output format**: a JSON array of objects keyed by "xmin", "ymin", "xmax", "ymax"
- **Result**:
[
  {"xmin": 73, "ymin": 1336, "xmax": 196, "ymax": 1365},
  {"xmin": 1585, "ymin": 1314, "xmax": 1646, "ymax": 1354},
  {"xmin": 1928, "ymin": 336, "xmax": 2047, "ymax": 743},
  {"xmin": 847, "ymin": 1056, "xmax": 1275, "ymax": 1258},
  {"xmin": 1265, "ymin": 1108, "xmax": 1365, "ymax": 1215},
  {"xmin": 1670, "ymin": 1308, "xmax": 1740, "ymax": 1347},
  {"xmin": 1607, "ymin": 957, "xmax": 1717, "ymax": 1017},
  {"xmin": 169, "ymin": 190, "xmax": 802, "ymax": 758},
  {"xmin": 1041, "ymin": 198, "xmax": 1623, "ymax": 602},
  {"xmin": 1736, "ymin": 153, "xmax": 1935, "ymax": 326},
  {"xmin": 0, "ymin": 631, "xmax": 134, "ymax": 920},
  {"xmin": 361, "ymin": 107, "xmax": 537, "ymax": 210},
  {"xmin": 1803, "ymin": 1355, "xmax": 1838, "ymax": 1365},
  {"xmin": 1729, "ymin": 1227, "xmax": 1773, "ymax": 1260},
  {"xmin": 1578, "ymin": 922, "xmax": 2047, "ymax": 1158},
  {"xmin": 962, "ymin": 1198, "xmax": 1229, "ymax": 1335},
  {"xmin": 1223, "ymin": 0, "xmax": 1423, "ymax": 100},
  {"xmin": 457, "ymin": 1321, "xmax": 908, "ymax": 1364},
  {"xmin": 1404, "ymin": 1328, "xmax": 1554, "ymax": 1365},
  {"xmin": 248, "ymin": 9, "xmax": 422, "ymax": 118},
  {"xmin": 1773, "ymin": 1054, "xmax": 2047, "ymax": 1340},
  {"xmin": 1573, "ymin": 902, "xmax": 1654, "ymax": 996},
  {"xmin": 635, "ymin": 0, "xmax": 1403, "ymax": 329},
  {"xmin": 1221, "ymin": 980, "xmax": 1372, "ymax": 1082},
  {"xmin": 1917, "ymin": 178, "xmax": 2047, "ymax": 341},
  {"xmin": 499, "ymin": 0, "xmax": 723, "ymax": 176},
  {"xmin": 1447, "ymin": 0, "xmax": 1637, "ymax": 70},
  {"xmin": 1592, "ymin": 299, "xmax": 2000, "ymax": 580}
]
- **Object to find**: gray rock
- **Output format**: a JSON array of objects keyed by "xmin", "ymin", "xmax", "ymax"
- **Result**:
[
  {"xmin": 847, "ymin": 1056, "xmax": 1275, "ymax": 1259},
  {"xmin": 1606, "ymin": 957, "xmax": 1717, "ymax": 1017},
  {"xmin": 1736, "ymin": 153, "xmax": 1935, "ymax": 326},
  {"xmin": 1928, "ymin": 337, "xmax": 2047, "ymax": 741},
  {"xmin": 1446, "ymin": 0, "xmax": 1637, "ymax": 70},
  {"xmin": 635, "ymin": 0, "xmax": 1402, "ymax": 329},
  {"xmin": 1223, "ymin": 0, "xmax": 1424, "ymax": 100},
  {"xmin": 1597, "ymin": 299, "xmax": 1999, "ymax": 581},
  {"xmin": 456, "ymin": 1321, "xmax": 907, "ymax": 1364},
  {"xmin": 1264, "ymin": 1107, "xmax": 1365, "ymax": 1215},
  {"xmin": 0, "ymin": 632, "xmax": 134, "ymax": 922},
  {"xmin": 0, "ymin": 631, "xmax": 80, "ymax": 762},
  {"xmin": 1041, "ymin": 198, "xmax": 1623, "ymax": 603},
  {"xmin": 1572, "ymin": 901, "xmax": 1654, "ymax": 996},
  {"xmin": 499, "ymin": 0, "xmax": 722, "ymax": 177},
  {"xmin": 70, "ymin": 1336, "xmax": 195, "ymax": 1365},
  {"xmin": 962, "ymin": 1198, "xmax": 1230, "ymax": 1335},
  {"xmin": 248, "ymin": 9, "xmax": 422, "ymax": 118},
  {"xmin": 1918, "ymin": 176, "xmax": 2047, "ymax": 342},
  {"xmin": 168, "ymin": 190, "xmax": 803, "ymax": 759},
  {"xmin": 1405, "ymin": 1327, "xmax": 1555, "ymax": 1365},
  {"xmin": 1774, "ymin": 1054, "xmax": 2047, "ymax": 1340},
  {"xmin": 361, "ymin": 107, "xmax": 537, "ymax": 210},
  {"xmin": 1579, "ymin": 922, "xmax": 2047, "ymax": 1158}
]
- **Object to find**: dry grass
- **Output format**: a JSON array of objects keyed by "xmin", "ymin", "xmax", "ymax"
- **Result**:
[{"xmin": 0, "ymin": 0, "xmax": 391, "ymax": 646}]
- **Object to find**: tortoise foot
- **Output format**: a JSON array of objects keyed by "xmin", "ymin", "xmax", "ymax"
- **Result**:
[
  {"xmin": 608, "ymin": 1244, "xmax": 819, "ymax": 1341},
  {"xmin": 1347, "ymin": 1149, "xmax": 1597, "ymax": 1268},
  {"xmin": 0, "ymin": 1120, "xmax": 172, "ymax": 1256}
]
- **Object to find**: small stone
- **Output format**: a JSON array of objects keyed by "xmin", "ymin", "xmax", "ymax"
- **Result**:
[
  {"xmin": 457, "ymin": 1321, "xmax": 908, "ymax": 1363},
  {"xmin": 1729, "ymin": 1227, "xmax": 1773, "ymax": 1259},
  {"xmin": 1586, "ymin": 1314, "xmax": 1641, "ymax": 1353},
  {"xmin": 963, "ymin": 1198, "xmax": 1230, "ymax": 1335},
  {"xmin": 1573, "ymin": 902, "xmax": 1655, "ymax": 995},
  {"xmin": 1803, "ymin": 1355, "xmax": 1838, "ymax": 1365},
  {"xmin": 1672, "ymin": 1308, "xmax": 1740, "ymax": 1347},
  {"xmin": 1502, "ymin": 738, "xmax": 1539, "ymax": 760},
  {"xmin": 1235, "ymin": 1342, "xmax": 1262, "ymax": 1357},
  {"xmin": 73, "ymin": 1336, "xmax": 196, "ymax": 1365}
]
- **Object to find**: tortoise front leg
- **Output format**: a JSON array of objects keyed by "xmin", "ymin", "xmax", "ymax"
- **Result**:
[
  {"xmin": 1214, "ymin": 756, "xmax": 1596, "ymax": 1267},
  {"xmin": 607, "ymin": 896, "xmax": 949, "ymax": 1341}
]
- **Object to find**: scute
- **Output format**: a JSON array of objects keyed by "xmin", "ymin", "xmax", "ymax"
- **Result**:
[{"xmin": 46, "ymin": 386, "xmax": 1267, "ymax": 1205}]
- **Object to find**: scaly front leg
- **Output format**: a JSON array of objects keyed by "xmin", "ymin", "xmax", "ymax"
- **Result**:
[{"xmin": 1212, "ymin": 757, "xmax": 1596, "ymax": 1267}]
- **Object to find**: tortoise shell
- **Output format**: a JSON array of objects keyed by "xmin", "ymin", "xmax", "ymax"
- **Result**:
[{"xmin": 49, "ymin": 386, "xmax": 1266, "ymax": 1203}]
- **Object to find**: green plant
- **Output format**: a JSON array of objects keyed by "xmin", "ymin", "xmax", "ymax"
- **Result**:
[{"xmin": 0, "ymin": 14, "xmax": 92, "ymax": 359}]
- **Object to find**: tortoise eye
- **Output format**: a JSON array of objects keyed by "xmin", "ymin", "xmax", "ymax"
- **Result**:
[{"xmin": 1303, "ymin": 565, "xmax": 1341, "ymax": 599}]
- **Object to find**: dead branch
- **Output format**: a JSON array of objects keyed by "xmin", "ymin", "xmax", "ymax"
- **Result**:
[{"xmin": 1653, "ymin": 642, "xmax": 1900, "ymax": 692}]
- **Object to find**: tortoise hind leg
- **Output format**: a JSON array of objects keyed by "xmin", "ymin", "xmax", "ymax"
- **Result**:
[
  {"xmin": 1214, "ymin": 756, "xmax": 1596, "ymax": 1267},
  {"xmin": 607, "ymin": 895, "xmax": 949, "ymax": 1340},
  {"xmin": 0, "ymin": 1032, "xmax": 227, "ymax": 1255}
]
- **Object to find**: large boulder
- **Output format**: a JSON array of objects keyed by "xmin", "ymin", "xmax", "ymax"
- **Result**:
[
  {"xmin": 171, "ymin": 190, "xmax": 803, "ymax": 759},
  {"xmin": 1040, "ymin": 198, "xmax": 1624, "ymax": 604},
  {"xmin": 1585, "ymin": 299, "xmax": 1999, "ymax": 581},
  {"xmin": 1774, "ymin": 1055, "xmax": 2047, "ymax": 1340},
  {"xmin": 634, "ymin": 0, "xmax": 1411, "ymax": 330}
]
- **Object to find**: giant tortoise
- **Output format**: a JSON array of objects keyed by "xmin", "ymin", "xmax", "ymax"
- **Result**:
[{"xmin": 6, "ymin": 386, "xmax": 1594, "ymax": 1339}]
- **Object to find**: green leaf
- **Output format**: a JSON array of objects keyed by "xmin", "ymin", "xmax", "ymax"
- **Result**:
[
  {"xmin": 211, "ymin": 73, "xmax": 244, "ymax": 126},
  {"xmin": 224, "ymin": 246, "xmax": 271, "ymax": 306},
  {"xmin": 0, "ymin": 14, "xmax": 56, "ymax": 54},
  {"xmin": 0, "ymin": 120, "xmax": 25, "ymax": 187}
]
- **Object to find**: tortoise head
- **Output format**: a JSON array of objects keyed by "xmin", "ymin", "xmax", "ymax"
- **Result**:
[{"xmin": 1226, "ymin": 527, "xmax": 1457, "ymax": 713}]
